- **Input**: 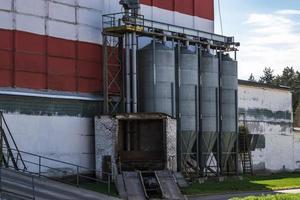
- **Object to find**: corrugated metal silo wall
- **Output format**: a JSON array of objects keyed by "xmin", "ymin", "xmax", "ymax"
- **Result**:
[
  {"xmin": 0, "ymin": 0, "xmax": 214, "ymax": 94},
  {"xmin": 221, "ymin": 54, "xmax": 238, "ymax": 170},
  {"xmin": 138, "ymin": 42, "xmax": 175, "ymax": 116},
  {"xmin": 200, "ymin": 52, "xmax": 219, "ymax": 169},
  {"xmin": 178, "ymin": 48, "xmax": 198, "ymax": 170}
]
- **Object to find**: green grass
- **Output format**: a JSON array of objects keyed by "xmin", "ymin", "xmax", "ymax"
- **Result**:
[
  {"xmin": 80, "ymin": 181, "xmax": 119, "ymax": 197},
  {"xmin": 183, "ymin": 173, "xmax": 300, "ymax": 195},
  {"xmin": 230, "ymin": 194, "xmax": 300, "ymax": 200}
]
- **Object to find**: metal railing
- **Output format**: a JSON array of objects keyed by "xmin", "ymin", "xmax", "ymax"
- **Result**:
[
  {"xmin": 0, "ymin": 167, "xmax": 35, "ymax": 200},
  {"xmin": 0, "ymin": 112, "xmax": 113, "ymax": 195},
  {"xmin": 2, "ymin": 147, "xmax": 113, "ymax": 195},
  {"xmin": 102, "ymin": 12, "xmax": 237, "ymax": 46}
]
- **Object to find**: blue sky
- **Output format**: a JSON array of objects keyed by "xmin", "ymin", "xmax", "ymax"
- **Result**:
[{"xmin": 214, "ymin": 0, "xmax": 300, "ymax": 80}]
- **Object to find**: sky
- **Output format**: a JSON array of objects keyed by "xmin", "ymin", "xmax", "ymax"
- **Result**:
[{"xmin": 214, "ymin": 0, "xmax": 300, "ymax": 80}]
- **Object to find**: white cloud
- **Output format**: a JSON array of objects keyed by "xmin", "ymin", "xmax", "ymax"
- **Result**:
[
  {"xmin": 276, "ymin": 9, "xmax": 300, "ymax": 15},
  {"xmin": 238, "ymin": 11, "xmax": 300, "ymax": 80}
]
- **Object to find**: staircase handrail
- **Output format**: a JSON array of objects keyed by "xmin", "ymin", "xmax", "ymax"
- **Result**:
[
  {"xmin": 0, "ymin": 112, "xmax": 27, "ymax": 171},
  {"xmin": 2, "ymin": 147, "xmax": 113, "ymax": 194}
]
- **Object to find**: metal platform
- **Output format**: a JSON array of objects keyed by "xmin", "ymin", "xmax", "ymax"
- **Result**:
[{"xmin": 102, "ymin": 12, "xmax": 239, "ymax": 51}]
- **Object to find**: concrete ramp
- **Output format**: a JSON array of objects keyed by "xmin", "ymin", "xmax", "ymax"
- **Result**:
[
  {"xmin": 156, "ymin": 171, "xmax": 185, "ymax": 200},
  {"xmin": 122, "ymin": 171, "xmax": 147, "ymax": 200}
]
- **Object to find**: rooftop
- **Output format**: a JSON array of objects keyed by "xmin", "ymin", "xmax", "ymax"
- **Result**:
[{"xmin": 238, "ymin": 80, "xmax": 290, "ymax": 91}]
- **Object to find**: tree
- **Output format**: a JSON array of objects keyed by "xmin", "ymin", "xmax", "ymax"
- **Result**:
[
  {"xmin": 259, "ymin": 67, "xmax": 275, "ymax": 84},
  {"xmin": 272, "ymin": 67, "xmax": 300, "ymax": 111},
  {"xmin": 248, "ymin": 73, "xmax": 256, "ymax": 82}
]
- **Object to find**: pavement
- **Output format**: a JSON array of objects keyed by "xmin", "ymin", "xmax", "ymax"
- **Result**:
[{"xmin": 188, "ymin": 188, "xmax": 300, "ymax": 200}]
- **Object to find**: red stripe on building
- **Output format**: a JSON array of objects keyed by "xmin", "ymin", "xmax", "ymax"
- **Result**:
[
  {"xmin": 140, "ymin": 0, "xmax": 214, "ymax": 20},
  {"xmin": 0, "ymin": 29, "xmax": 104, "ymax": 93}
]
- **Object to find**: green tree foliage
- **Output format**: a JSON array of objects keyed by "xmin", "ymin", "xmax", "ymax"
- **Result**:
[
  {"xmin": 255, "ymin": 66, "xmax": 300, "ymax": 111},
  {"xmin": 259, "ymin": 67, "xmax": 275, "ymax": 84},
  {"xmin": 274, "ymin": 67, "xmax": 300, "ymax": 111}
]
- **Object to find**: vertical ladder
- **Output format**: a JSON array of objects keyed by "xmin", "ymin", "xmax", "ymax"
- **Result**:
[{"xmin": 240, "ymin": 151, "xmax": 253, "ymax": 175}]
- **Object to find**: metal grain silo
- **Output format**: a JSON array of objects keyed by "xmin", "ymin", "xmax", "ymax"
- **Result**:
[
  {"xmin": 200, "ymin": 51, "xmax": 219, "ymax": 170},
  {"xmin": 138, "ymin": 41, "xmax": 176, "ymax": 116},
  {"xmin": 220, "ymin": 54, "xmax": 238, "ymax": 172},
  {"xmin": 178, "ymin": 48, "xmax": 199, "ymax": 171}
]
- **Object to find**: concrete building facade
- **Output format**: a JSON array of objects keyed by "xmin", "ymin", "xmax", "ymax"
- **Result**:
[{"xmin": 238, "ymin": 80, "xmax": 300, "ymax": 172}]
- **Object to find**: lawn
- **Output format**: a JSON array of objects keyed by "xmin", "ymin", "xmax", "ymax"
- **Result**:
[
  {"xmin": 182, "ymin": 173, "xmax": 300, "ymax": 195},
  {"xmin": 230, "ymin": 194, "xmax": 300, "ymax": 200},
  {"xmin": 80, "ymin": 181, "xmax": 119, "ymax": 197}
]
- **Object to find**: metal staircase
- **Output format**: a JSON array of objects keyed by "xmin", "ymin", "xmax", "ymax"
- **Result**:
[
  {"xmin": 0, "ymin": 112, "xmax": 116, "ymax": 199},
  {"xmin": 0, "ymin": 112, "xmax": 26, "ymax": 171},
  {"xmin": 239, "ymin": 125, "xmax": 253, "ymax": 175}
]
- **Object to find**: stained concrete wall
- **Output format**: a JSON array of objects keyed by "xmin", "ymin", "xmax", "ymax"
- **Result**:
[
  {"xmin": 238, "ymin": 84, "xmax": 297, "ymax": 172},
  {"xmin": 2, "ymin": 113, "xmax": 95, "ymax": 175},
  {"xmin": 94, "ymin": 115, "xmax": 118, "ymax": 178}
]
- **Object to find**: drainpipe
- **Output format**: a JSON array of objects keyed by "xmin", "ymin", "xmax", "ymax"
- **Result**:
[
  {"xmin": 131, "ymin": 32, "xmax": 137, "ymax": 113},
  {"xmin": 125, "ymin": 32, "xmax": 131, "ymax": 113}
]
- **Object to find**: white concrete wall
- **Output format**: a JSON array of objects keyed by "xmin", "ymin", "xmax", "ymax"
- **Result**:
[
  {"xmin": 0, "ymin": 0, "xmax": 214, "ymax": 45},
  {"xmin": 293, "ymin": 130, "xmax": 300, "ymax": 170},
  {"xmin": 238, "ymin": 85, "xmax": 295, "ymax": 172},
  {"xmin": 2, "ymin": 113, "xmax": 94, "ymax": 175}
]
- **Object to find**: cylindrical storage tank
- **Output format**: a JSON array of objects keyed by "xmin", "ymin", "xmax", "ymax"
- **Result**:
[
  {"xmin": 200, "ymin": 51, "xmax": 219, "ymax": 170},
  {"xmin": 138, "ymin": 41, "xmax": 175, "ymax": 116},
  {"xmin": 178, "ymin": 47, "xmax": 198, "ymax": 171},
  {"xmin": 220, "ymin": 54, "xmax": 238, "ymax": 171}
]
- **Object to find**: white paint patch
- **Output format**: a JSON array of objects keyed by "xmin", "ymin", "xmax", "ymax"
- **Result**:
[
  {"xmin": 78, "ymin": 25, "xmax": 101, "ymax": 44},
  {"xmin": 48, "ymin": 19, "xmax": 77, "ymax": 40},
  {"xmin": 49, "ymin": 2, "xmax": 76, "ymax": 23},
  {"xmin": 0, "ymin": 0, "xmax": 12, "ymax": 11},
  {"xmin": 0, "ymin": 11, "xmax": 13, "ymax": 30},
  {"xmin": 16, "ymin": 0, "xmax": 46, "ymax": 17},
  {"xmin": 16, "ymin": 14, "xmax": 45, "ymax": 35},
  {"xmin": 239, "ymin": 85, "xmax": 292, "ymax": 112},
  {"xmin": 77, "ymin": 8, "xmax": 102, "ymax": 29}
]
